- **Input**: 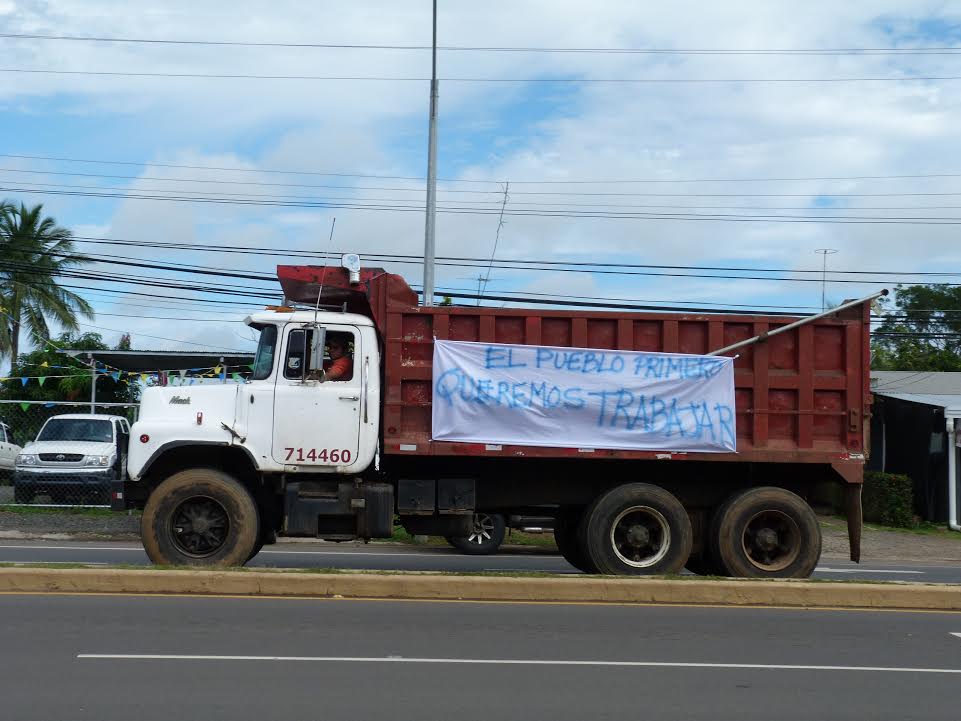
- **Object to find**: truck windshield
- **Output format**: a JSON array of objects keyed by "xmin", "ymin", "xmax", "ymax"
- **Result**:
[
  {"xmin": 38, "ymin": 418, "xmax": 113, "ymax": 443},
  {"xmin": 252, "ymin": 324, "xmax": 278, "ymax": 380}
]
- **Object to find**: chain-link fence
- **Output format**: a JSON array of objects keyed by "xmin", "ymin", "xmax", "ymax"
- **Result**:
[{"xmin": 0, "ymin": 401, "xmax": 138, "ymax": 507}]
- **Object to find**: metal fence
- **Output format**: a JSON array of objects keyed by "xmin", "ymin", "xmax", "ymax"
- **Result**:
[{"xmin": 0, "ymin": 400, "xmax": 139, "ymax": 507}]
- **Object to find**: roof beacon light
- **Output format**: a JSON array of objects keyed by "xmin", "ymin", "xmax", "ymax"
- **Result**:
[{"xmin": 341, "ymin": 253, "xmax": 361, "ymax": 285}]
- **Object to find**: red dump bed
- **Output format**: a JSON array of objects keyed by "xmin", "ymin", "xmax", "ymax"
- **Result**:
[{"xmin": 278, "ymin": 265, "xmax": 871, "ymax": 480}]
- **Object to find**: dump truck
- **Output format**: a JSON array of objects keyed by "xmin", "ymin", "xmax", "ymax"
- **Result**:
[{"xmin": 116, "ymin": 254, "xmax": 880, "ymax": 577}]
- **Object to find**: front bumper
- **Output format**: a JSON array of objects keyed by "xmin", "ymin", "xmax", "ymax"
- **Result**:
[{"xmin": 14, "ymin": 467, "xmax": 116, "ymax": 490}]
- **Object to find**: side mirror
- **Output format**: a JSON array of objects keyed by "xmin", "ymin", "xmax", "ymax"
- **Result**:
[{"xmin": 308, "ymin": 325, "xmax": 327, "ymax": 380}]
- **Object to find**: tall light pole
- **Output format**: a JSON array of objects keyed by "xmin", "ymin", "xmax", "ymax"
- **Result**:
[
  {"xmin": 422, "ymin": 0, "xmax": 439, "ymax": 307},
  {"xmin": 814, "ymin": 248, "xmax": 838, "ymax": 312}
]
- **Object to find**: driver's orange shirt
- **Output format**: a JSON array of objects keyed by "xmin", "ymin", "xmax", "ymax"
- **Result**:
[{"xmin": 323, "ymin": 356, "xmax": 353, "ymax": 381}]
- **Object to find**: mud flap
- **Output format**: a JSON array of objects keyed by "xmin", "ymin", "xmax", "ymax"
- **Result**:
[
  {"xmin": 110, "ymin": 479, "xmax": 127, "ymax": 512},
  {"xmin": 845, "ymin": 483, "xmax": 862, "ymax": 563}
]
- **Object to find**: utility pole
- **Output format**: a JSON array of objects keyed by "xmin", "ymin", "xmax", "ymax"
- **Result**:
[
  {"xmin": 814, "ymin": 248, "xmax": 838, "ymax": 312},
  {"xmin": 422, "ymin": 0, "xmax": 439, "ymax": 307}
]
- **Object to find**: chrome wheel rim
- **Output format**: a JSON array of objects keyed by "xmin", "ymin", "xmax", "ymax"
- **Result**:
[
  {"xmin": 467, "ymin": 513, "xmax": 496, "ymax": 545},
  {"xmin": 609, "ymin": 506, "xmax": 671, "ymax": 568}
]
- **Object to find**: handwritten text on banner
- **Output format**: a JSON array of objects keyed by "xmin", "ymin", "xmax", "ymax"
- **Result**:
[{"xmin": 431, "ymin": 340, "xmax": 736, "ymax": 453}]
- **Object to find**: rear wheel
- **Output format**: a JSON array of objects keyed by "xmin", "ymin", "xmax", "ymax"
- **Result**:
[
  {"xmin": 582, "ymin": 484, "xmax": 692, "ymax": 575},
  {"xmin": 713, "ymin": 487, "xmax": 821, "ymax": 579},
  {"xmin": 446, "ymin": 513, "xmax": 506, "ymax": 555},
  {"xmin": 553, "ymin": 508, "xmax": 596, "ymax": 573},
  {"xmin": 141, "ymin": 468, "xmax": 260, "ymax": 567}
]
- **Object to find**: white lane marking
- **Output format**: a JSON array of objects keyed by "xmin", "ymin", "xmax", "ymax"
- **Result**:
[
  {"xmin": 951, "ymin": 633, "xmax": 961, "ymax": 640},
  {"xmin": 816, "ymin": 567, "xmax": 923, "ymax": 575},
  {"xmin": 76, "ymin": 654, "xmax": 961, "ymax": 674}
]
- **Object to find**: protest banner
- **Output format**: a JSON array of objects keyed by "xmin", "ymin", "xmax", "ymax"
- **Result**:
[{"xmin": 432, "ymin": 340, "xmax": 736, "ymax": 453}]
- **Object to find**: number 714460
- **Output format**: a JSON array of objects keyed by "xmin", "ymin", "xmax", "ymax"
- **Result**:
[{"xmin": 284, "ymin": 447, "xmax": 352, "ymax": 464}]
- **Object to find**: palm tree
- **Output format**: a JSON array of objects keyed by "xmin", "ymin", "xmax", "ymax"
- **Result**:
[{"xmin": 0, "ymin": 200, "xmax": 94, "ymax": 368}]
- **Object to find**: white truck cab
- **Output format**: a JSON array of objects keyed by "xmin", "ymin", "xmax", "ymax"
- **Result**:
[
  {"xmin": 121, "ymin": 308, "xmax": 391, "ymax": 566},
  {"xmin": 129, "ymin": 309, "xmax": 381, "ymax": 482}
]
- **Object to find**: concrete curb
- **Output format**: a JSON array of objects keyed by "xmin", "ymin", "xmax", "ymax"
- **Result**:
[{"xmin": 2, "ymin": 567, "xmax": 961, "ymax": 610}]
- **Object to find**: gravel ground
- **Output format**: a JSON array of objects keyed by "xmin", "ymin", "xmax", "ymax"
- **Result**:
[
  {"xmin": 819, "ymin": 517, "xmax": 961, "ymax": 563},
  {"xmin": 0, "ymin": 511, "xmax": 140, "ymax": 541},
  {"xmin": 1, "ymin": 510, "xmax": 960, "ymax": 562}
]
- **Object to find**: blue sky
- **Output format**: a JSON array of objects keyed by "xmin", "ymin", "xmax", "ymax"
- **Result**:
[{"xmin": 2, "ymin": 0, "xmax": 961, "ymax": 356}]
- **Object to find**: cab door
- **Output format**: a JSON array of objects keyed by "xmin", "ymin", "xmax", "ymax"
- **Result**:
[{"xmin": 271, "ymin": 324, "xmax": 362, "ymax": 468}]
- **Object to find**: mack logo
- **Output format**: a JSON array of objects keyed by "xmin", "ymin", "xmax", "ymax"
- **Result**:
[{"xmin": 169, "ymin": 395, "xmax": 191, "ymax": 405}]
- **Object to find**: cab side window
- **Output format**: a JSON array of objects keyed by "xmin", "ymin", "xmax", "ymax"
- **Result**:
[
  {"xmin": 284, "ymin": 329, "xmax": 355, "ymax": 382},
  {"xmin": 322, "ymin": 332, "xmax": 354, "ymax": 382},
  {"xmin": 284, "ymin": 329, "xmax": 309, "ymax": 380}
]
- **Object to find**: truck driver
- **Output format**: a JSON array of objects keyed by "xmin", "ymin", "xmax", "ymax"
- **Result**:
[{"xmin": 322, "ymin": 334, "xmax": 353, "ymax": 381}]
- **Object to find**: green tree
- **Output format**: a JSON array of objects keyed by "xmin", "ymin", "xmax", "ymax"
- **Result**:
[
  {"xmin": 0, "ymin": 201, "xmax": 94, "ymax": 369},
  {"xmin": 872, "ymin": 284, "xmax": 961, "ymax": 371}
]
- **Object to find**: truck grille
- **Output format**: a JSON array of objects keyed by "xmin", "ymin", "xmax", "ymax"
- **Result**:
[{"xmin": 39, "ymin": 453, "xmax": 84, "ymax": 462}]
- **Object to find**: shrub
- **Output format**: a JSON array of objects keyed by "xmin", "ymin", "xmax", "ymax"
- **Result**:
[{"xmin": 862, "ymin": 471, "xmax": 916, "ymax": 528}]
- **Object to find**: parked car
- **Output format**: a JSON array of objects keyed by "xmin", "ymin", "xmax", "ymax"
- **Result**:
[
  {"xmin": 445, "ymin": 513, "xmax": 555, "ymax": 555},
  {"xmin": 0, "ymin": 421, "xmax": 22, "ymax": 480},
  {"xmin": 14, "ymin": 414, "xmax": 130, "ymax": 504}
]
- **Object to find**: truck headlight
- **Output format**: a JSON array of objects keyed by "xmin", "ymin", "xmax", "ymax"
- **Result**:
[
  {"xmin": 15, "ymin": 454, "xmax": 37, "ymax": 466},
  {"xmin": 84, "ymin": 455, "xmax": 113, "ymax": 467}
]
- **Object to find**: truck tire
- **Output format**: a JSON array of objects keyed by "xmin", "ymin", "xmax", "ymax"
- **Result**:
[
  {"xmin": 582, "ymin": 484, "xmax": 692, "ymax": 575},
  {"xmin": 141, "ymin": 468, "xmax": 260, "ymax": 567},
  {"xmin": 712, "ymin": 487, "xmax": 821, "ymax": 579},
  {"xmin": 553, "ymin": 509, "xmax": 595, "ymax": 574},
  {"xmin": 446, "ymin": 513, "xmax": 506, "ymax": 555}
]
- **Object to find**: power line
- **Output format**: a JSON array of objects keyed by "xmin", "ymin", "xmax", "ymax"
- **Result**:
[
  {"xmin": 10, "ymin": 185, "xmax": 961, "ymax": 225},
  {"xmin": 43, "ymin": 233, "xmax": 961, "ymax": 279},
  {"xmin": 11, "ymin": 168, "xmax": 961, "ymax": 197},
  {"xmin": 9, "ymin": 152, "xmax": 961, "ymax": 185},
  {"xmin": 15, "ymin": 178, "xmax": 961, "ymax": 215},
  {"xmin": 3, "ymin": 33, "xmax": 960, "ymax": 56},
  {"xmin": 4, "ymin": 67, "xmax": 961, "ymax": 84}
]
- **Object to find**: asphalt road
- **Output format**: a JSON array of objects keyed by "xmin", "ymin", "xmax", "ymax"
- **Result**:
[
  {"xmin": 2, "ymin": 592, "xmax": 961, "ymax": 720},
  {"xmin": 1, "ymin": 539, "xmax": 960, "ymax": 582}
]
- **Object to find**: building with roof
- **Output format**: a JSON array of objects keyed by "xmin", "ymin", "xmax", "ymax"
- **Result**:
[{"xmin": 870, "ymin": 371, "xmax": 961, "ymax": 528}]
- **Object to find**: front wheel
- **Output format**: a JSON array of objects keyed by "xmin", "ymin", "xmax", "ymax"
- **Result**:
[
  {"xmin": 446, "ymin": 513, "xmax": 506, "ymax": 555},
  {"xmin": 141, "ymin": 468, "xmax": 260, "ymax": 567}
]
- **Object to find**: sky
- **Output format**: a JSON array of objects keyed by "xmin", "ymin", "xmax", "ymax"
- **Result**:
[{"xmin": 2, "ymin": 0, "xmax": 961, "ymax": 355}]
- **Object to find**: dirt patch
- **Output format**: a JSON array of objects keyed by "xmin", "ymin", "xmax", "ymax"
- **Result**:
[{"xmin": 820, "ymin": 517, "xmax": 961, "ymax": 562}]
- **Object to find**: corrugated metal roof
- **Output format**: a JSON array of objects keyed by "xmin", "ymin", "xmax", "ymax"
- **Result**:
[
  {"xmin": 870, "ymin": 371, "xmax": 961, "ymax": 395},
  {"xmin": 60, "ymin": 349, "xmax": 255, "ymax": 373},
  {"xmin": 875, "ymin": 391, "xmax": 961, "ymax": 418}
]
